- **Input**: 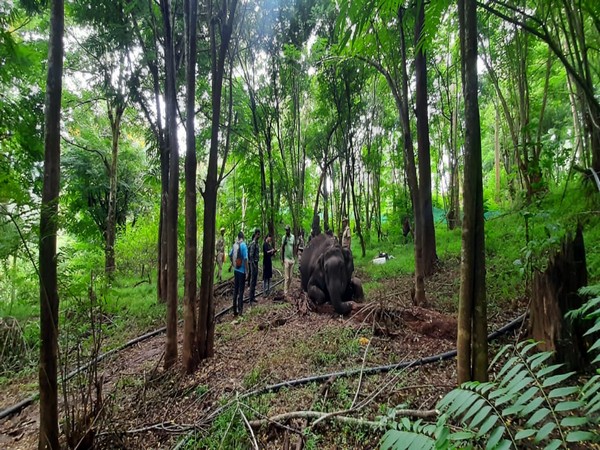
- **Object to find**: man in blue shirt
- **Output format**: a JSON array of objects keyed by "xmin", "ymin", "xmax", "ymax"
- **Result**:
[{"xmin": 229, "ymin": 231, "xmax": 248, "ymax": 316}]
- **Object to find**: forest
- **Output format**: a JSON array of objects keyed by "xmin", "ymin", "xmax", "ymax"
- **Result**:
[{"xmin": 1, "ymin": 0, "xmax": 600, "ymax": 448}]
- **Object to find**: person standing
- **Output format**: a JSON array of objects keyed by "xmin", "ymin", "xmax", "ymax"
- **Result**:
[
  {"xmin": 229, "ymin": 231, "xmax": 248, "ymax": 316},
  {"xmin": 247, "ymin": 228, "xmax": 261, "ymax": 304},
  {"xmin": 215, "ymin": 227, "xmax": 226, "ymax": 282},
  {"xmin": 262, "ymin": 233, "xmax": 276, "ymax": 296},
  {"xmin": 281, "ymin": 225, "xmax": 295, "ymax": 296},
  {"xmin": 341, "ymin": 217, "xmax": 351, "ymax": 251},
  {"xmin": 297, "ymin": 229, "xmax": 305, "ymax": 268}
]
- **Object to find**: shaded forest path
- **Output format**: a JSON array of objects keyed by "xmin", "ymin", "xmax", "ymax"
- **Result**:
[{"xmin": 0, "ymin": 264, "xmax": 523, "ymax": 449}]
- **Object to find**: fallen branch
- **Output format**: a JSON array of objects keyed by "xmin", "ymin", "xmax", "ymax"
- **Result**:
[
  {"xmin": 239, "ymin": 405, "xmax": 259, "ymax": 450},
  {"xmin": 248, "ymin": 408, "xmax": 438, "ymax": 429}
]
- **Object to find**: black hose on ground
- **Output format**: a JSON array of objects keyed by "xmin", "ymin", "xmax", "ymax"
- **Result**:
[{"xmin": 172, "ymin": 313, "xmax": 526, "ymax": 449}]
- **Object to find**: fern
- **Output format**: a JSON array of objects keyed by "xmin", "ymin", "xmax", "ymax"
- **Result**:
[{"xmin": 380, "ymin": 288, "xmax": 600, "ymax": 450}]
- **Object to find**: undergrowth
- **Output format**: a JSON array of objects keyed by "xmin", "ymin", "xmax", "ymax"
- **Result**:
[{"xmin": 380, "ymin": 284, "xmax": 600, "ymax": 449}]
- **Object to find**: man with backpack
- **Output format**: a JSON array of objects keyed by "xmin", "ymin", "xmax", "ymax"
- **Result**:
[
  {"xmin": 229, "ymin": 231, "xmax": 248, "ymax": 317},
  {"xmin": 247, "ymin": 228, "xmax": 261, "ymax": 305}
]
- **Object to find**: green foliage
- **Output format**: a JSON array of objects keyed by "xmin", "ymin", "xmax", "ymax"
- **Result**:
[
  {"xmin": 354, "ymin": 244, "xmax": 416, "ymax": 281},
  {"xmin": 243, "ymin": 366, "xmax": 264, "ymax": 388},
  {"xmin": 306, "ymin": 327, "xmax": 361, "ymax": 369},
  {"xmin": 181, "ymin": 393, "xmax": 277, "ymax": 449},
  {"xmin": 61, "ymin": 106, "xmax": 152, "ymax": 244},
  {"xmin": 114, "ymin": 208, "xmax": 159, "ymax": 277},
  {"xmin": 380, "ymin": 291, "xmax": 600, "ymax": 450}
]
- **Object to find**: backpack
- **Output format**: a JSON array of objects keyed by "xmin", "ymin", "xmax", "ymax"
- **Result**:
[{"xmin": 232, "ymin": 241, "xmax": 243, "ymax": 269}]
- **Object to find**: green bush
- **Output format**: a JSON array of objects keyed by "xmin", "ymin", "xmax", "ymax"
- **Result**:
[{"xmin": 380, "ymin": 285, "xmax": 600, "ymax": 450}]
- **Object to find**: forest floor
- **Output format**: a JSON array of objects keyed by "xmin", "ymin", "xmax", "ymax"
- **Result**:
[{"xmin": 0, "ymin": 261, "xmax": 525, "ymax": 449}]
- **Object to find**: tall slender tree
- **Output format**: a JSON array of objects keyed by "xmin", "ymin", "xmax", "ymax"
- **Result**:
[
  {"xmin": 39, "ymin": 0, "xmax": 64, "ymax": 447},
  {"xmin": 457, "ymin": 0, "xmax": 488, "ymax": 384},
  {"xmin": 182, "ymin": 0, "xmax": 199, "ymax": 373},
  {"xmin": 197, "ymin": 0, "xmax": 239, "ymax": 359},
  {"xmin": 161, "ymin": 0, "xmax": 180, "ymax": 370},
  {"xmin": 414, "ymin": 0, "xmax": 437, "ymax": 274}
]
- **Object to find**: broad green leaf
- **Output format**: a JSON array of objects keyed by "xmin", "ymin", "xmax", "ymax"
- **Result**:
[
  {"xmin": 525, "ymin": 407, "xmax": 550, "ymax": 426},
  {"xmin": 381, "ymin": 429, "xmax": 429, "ymax": 450},
  {"xmin": 489, "ymin": 386, "xmax": 509, "ymax": 400},
  {"xmin": 491, "ymin": 346, "xmax": 512, "ymax": 367},
  {"xmin": 462, "ymin": 398, "xmax": 486, "ymax": 423},
  {"xmin": 588, "ymin": 339, "xmax": 600, "ymax": 352},
  {"xmin": 566, "ymin": 431, "xmax": 598, "ymax": 442},
  {"xmin": 496, "ymin": 356, "xmax": 519, "ymax": 379},
  {"xmin": 515, "ymin": 428, "xmax": 536, "ymax": 440},
  {"xmin": 502, "ymin": 404, "xmax": 524, "ymax": 416},
  {"xmin": 528, "ymin": 352, "xmax": 553, "ymax": 370},
  {"xmin": 537, "ymin": 364, "xmax": 564, "ymax": 378},
  {"xmin": 548, "ymin": 386, "xmax": 579, "ymax": 398},
  {"xmin": 554, "ymin": 400, "xmax": 583, "ymax": 412},
  {"xmin": 485, "ymin": 425, "xmax": 505, "ymax": 449},
  {"xmin": 582, "ymin": 375, "xmax": 600, "ymax": 395},
  {"xmin": 470, "ymin": 405, "xmax": 493, "ymax": 428},
  {"xmin": 520, "ymin": 340, "xmax": 539, "ymax": 356},
  {"xmin": 506, "ymin": 375, "xmax": 534, "ymax": 396},
  {"xmin": 560, "ymin": 416, "xmax": 588, "ymax": 427},
  {"xmin": 494, "ymin": 392, "xmax": 516, "ymax": 407},
  {"xmin": 534, "ymin": 422, "xmax": 556, "ymax": 442},
  {"xmin": 515, "ymin": 386, "xmax": 540, "ymax": 406},
  {"xmin": 584, "ymin": 394, "xmax": 600, "ymax": 414},
  {"xmin": 434, "ymin": 425, "xmax": 449, "ymax": 443},
  {"xmin": 519, "ymin": 396, "xmax": 545, "ymax": 417},
  {"xmin": 448, "ymin": 431, "xmax": 476, "ymax": 441},
  {"xmin": 542, "ymin": 372, "xmax": 575, "ymax": 388},
  {"xmin": 492, "ymin": 440, "xmax": 512, "ymax": 450},
  {"xmin": 454, "ymin": 392, "xmax": 481, "ymax": 418},
  {"xmin": 543, "ymin": 439, "xmax": 562, "ymax": 450},
  {"xmin": 499, "ymin": 363, "xmax": 526, "ymax": 387},
  {"xmin": 583, "ymin": 321, "xmax": 600, "ymax": 336},
  {"xmin": 477, "ymin": 415, "xmax": 499, "ymax": 437}
]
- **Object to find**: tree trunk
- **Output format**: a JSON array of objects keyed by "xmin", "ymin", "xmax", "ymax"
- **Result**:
[
  {"xmin": 529, "ymin": 227, "xmax": 588, "ymax": 370},
  {"xmin": 457, "ymin": 0, "xmax": 488, "ymax": 385},
  {"xmin": 265, "ymin": 127, "xmax": 276, "ymax": 238},
  {"xmin": 398, "ymin": 8, "xmax": 426, "ymax": 306},
  {"xmin": 182, "ymin": 0, "xmax": 198, "ymax": 374},
  {"xmin": 161, "ymin": 0, "xmax": 179, "ymax": 370},
  {"xmin": 197, "ymin": 0, "xmax": 238, "ymax": 360},
  {"xmin": 39, "ymin": 0, "xmax": 63, "ymax": 447},
  {"xmin": 494, "ymin": 107, "xmax": 501, "ymax": 202},
  {"xmin": 159, "ymin": 148, "xmax": 168, "ymax": 304},
  {"xmin": 414, "ymin": 0, "xmax": 437, "ymax": 276},
  {"xmin": 105, "ymin": 100, "xmax": 124, "ymax": 276}
]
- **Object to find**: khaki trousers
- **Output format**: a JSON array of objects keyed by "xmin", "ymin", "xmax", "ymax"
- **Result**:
[{"xmin": 283, "ymin": 258, "xmax": 295, "ymax": 294}]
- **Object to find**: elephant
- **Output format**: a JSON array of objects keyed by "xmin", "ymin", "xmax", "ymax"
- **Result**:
[{"xmin": 300, "ymin": 234, "xmax": 364, "ymax": 315}]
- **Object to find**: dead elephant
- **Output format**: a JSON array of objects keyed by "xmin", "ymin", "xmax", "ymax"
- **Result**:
[{"xmin": 299, "ymin": 234, "xmax": 364, "ymax": 314}]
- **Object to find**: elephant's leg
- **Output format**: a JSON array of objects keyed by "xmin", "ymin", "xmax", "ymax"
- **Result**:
[
  {"xmin": 350, "ymin": 277, "xmax": 364, "ymax": 302},
  {"xmin": 308, "ymin": 285, "xmax": 327, "ymax": 305},
  {"xmin": 307, "ymin": 277, "xmax": 327, "ymax": 305}
]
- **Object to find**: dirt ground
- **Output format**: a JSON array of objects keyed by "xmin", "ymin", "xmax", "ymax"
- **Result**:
[{"xmin": 0, "ymin": 264, "xmax": 524, "ymax": 449}]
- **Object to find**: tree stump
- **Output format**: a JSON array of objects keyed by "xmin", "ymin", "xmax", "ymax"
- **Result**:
[{"xmin": 529, "ymin": 226, "xmax": 588, "ymax": 370}]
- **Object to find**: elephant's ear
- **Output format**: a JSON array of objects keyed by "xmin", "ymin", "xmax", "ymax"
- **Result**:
[{"xmin": 341, "ymin": 247, "xmax": 354, "ymax": 275}]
